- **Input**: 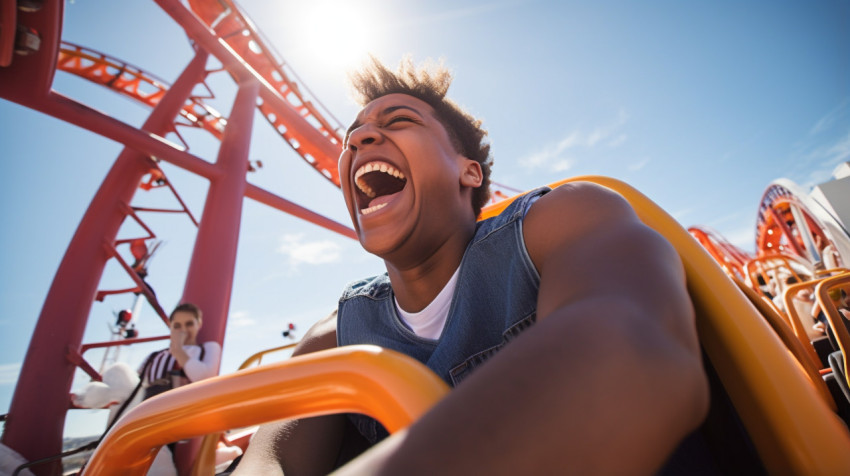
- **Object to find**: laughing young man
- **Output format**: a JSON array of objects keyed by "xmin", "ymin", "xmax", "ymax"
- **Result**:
[{"xmin": 234, "ymin": 58, "xmax": 708, "ymax": 475}]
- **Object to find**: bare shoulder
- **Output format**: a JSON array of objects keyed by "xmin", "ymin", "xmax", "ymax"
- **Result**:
[
  {"xmin": 522, "ymin": 181, "xmax": 690, "ymax": 324},
  {"xmin": 292, "ymin": 309, "xmax": 338, "ymax": 357},
  {"xmin": 528, "ymin": 182, "xmax": 637, "ymax": 228},
  {"xmin": 523, "ymin": 182, "xmax": 646, "ymax": 267}
]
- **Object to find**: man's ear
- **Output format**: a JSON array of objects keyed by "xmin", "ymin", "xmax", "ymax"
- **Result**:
[{"xmin": 460, "ymin": 159, "xmax": 483, "ymax": 188}]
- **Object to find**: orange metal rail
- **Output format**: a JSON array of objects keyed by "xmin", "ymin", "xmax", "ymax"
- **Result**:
[
  {"xmin": 815, "ymin": 273, "xmax": 850, "ymax": 390},
  {"xmin": 782, "ymin": 277, "xmax": 841, "ymax": 366},
  {"xmin": 732, "ymin": 278, "xmax": 834, "ymax": 410},
  {"xmin": 238, "ymin": 342, "xmax": 299, "ymax": 370},
  {"xmin": 83, "ymin": 345, "xmax": 450, "ymax": 475},
  {"xmin": 56, "ymin": 42, "xmax": 226, "ymax": 142},
  {"xmin": 185, "ymin": 0, "xmax": 344, "ymax": 185},
  {"xmin": 744, "ymin": 254, "xmax": 813, "ymax": 302}
]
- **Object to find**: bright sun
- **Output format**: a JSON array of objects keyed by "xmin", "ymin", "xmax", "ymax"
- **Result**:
[{"xmin": 292, "ymin": 1, "xmax": 384, "ymax": 70}]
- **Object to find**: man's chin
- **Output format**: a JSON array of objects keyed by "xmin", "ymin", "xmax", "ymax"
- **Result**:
[{"xmin": 358, "ymin": 230, "xmax": 403, "ymax": 259}]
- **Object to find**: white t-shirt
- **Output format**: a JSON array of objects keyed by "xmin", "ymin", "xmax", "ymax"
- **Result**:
[
  {"xmin": 394, "ymin": 194, "xmax": 541, "ymax": 340},
  {"xmin": 141, "ymin": 341, "xmax": 221, "ymax": 385},
  {"xmin": 395, "ymin": 267, "xmax": 460, "ymax": 340}
]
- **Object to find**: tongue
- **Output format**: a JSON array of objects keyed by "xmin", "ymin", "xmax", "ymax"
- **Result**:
[{"xmin": 368, "ymin": 191, "xmax": 402, "ymax": 209}]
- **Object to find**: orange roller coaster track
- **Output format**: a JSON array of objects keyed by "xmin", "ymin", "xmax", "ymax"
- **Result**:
[
  {"xmin": 186, "ymin": 0, "xmax": 345, "ymax": 184},
  {"xmin": 57, "ymin": 41, "xmax": 227, "ymax": 142},
  {"xmin": 55, "ymin": 39, "xmax": 344, "ymax": 182}
]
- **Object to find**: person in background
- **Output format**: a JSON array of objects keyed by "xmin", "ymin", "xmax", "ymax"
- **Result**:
[
  {"xmin": 141, "ymin": 303, "xmax": 221, "ymax": 399},
  {"xmin": 140, "ymin": 303, "xmax": 222, "ymax": 475}
]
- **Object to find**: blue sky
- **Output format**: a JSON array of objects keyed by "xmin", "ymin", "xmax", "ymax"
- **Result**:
[{"xmin": 1, "ymin": 0, "xmax": 848, "ymax": 437}]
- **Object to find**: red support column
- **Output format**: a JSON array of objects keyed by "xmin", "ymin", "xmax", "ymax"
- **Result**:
[
  {"xmin": 2, "ymin": 49, "xmax": 209, "ymax": 474},
  {"xmin": 181, "ymin": 79, "xmax": 259, "ymax": 346},
  {"xmin": 173, "ymin": 78, "xmax": 260, "ymax": 475}
]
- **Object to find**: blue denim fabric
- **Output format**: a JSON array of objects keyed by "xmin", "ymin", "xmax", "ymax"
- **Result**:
[{"xmin": 337, "ymin": 187, "xmax": 549, "ymax": 444}]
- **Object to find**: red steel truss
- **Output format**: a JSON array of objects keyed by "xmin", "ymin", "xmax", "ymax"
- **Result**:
[
  {"xmin": 0, "ymin": 0, "xmax": 354, "ymax": 472},
  {"xmin": 687, "ymin": 226, "xmax": 753, "ymax": 281},
  {"xmin": 0, "ymin": 2, "xmax": 521, "ymax": 472}
]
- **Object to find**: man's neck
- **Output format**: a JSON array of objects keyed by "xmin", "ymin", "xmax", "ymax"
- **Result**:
[{"xmin": 385, "ymin": 222, "xmax": 475, "ymax": 313}]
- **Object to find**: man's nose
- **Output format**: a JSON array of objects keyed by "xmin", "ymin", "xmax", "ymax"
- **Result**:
[{"xmin": 348, "ymin": 124, "xmax": 382, "ymax": 152}]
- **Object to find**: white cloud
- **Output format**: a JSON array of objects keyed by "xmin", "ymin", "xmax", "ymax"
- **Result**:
[
  {"xmin": 608, "ymin": 134, "xmax": 627, "ymax": 148},
  {"xmin": 793, "ymin": 130, "xmax": 850, "ymax": 188},
  {"xmin": 519, "ymin": 110, "xmax": 628, "ymax": 172},
  {"xmin": 825, "ymin": 130, "xmax": 850, "ymax": 164},
  {"xmin": 809, "ymin": 100, "xmax": 848, "ymax": 136},
  {"xmin": 0, "ymin": 362, "xmax": 21, "ymax": 385},
  {"xmin": 627, "ymin": 158, "xmax": 649, "ymax": 171},
  {"xmin": 228, "ymin": 310, "xmax": 256, "ymax": 328},
  {"xmin": 520, "ymin": 132, "xmax": 580, "ymax": 169},
  {"xmin": 551, "ymin": 158, "xmax": 576, "ymax": 173},
  {"xmin": 277, "ymin": 233, "xmax": 342, "ymax": 270},
  {"xmin": 587, "ymin": 128, "xmax": 607, "ymax": 147}
]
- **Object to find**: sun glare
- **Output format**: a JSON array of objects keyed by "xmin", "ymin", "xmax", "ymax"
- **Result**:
[{"xmin": 293, "ymin": 1, "xmax": 384, "ymax": 70}]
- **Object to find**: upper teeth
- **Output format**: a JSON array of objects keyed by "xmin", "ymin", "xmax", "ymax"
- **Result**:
[{"xmin": 354, "ymin": 161, "xmax": 406, "ymax": 198}]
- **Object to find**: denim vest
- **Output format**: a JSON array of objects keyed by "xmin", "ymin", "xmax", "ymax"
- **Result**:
[{"xmin": 337, "ymin": 187, "xmax": 549, "ymax": 444}]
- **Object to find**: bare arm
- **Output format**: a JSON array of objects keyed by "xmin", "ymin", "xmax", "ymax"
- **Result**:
[
  {"xmin": 335, "ymin": 183, "xmax": 709, "ymax": 475},
  {"xmin": 233, "ymin": 310, "xmax": 345, "ymax": 475}
]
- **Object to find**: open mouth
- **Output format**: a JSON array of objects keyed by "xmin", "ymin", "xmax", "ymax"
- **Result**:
[{"xmin": 354, "ymin": 161, "xmax": 407, "ymax": 215}]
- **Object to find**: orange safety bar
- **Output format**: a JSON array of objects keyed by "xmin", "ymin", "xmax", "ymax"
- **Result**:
[
  {"xmin": 733, "ymin": 278, "xmax": 835, "ymax": 411},
  {"xmin": 189, "ymin": 342, "xmax": 303, "ymax": 473},
  {"xmin": 816, "ymin": 267, "xmax": 850, "ymax": 277},
  {"xmin": 238, "ymin": 342, "xmax": 298, "ymax": 370},
  {"xmin": 192, "ymin": 343, "xmax": 301, "ymax": 473},
  {"xmin": 781, "ymin": 274, "xmax": 849, "ymax": 369},
  {"xmin": 192, "ymin": 427, "xmax": 258, "ymax": 476},
  {"xmin": 815, "ymin": 273, "xmax": 850, "ymax": 390},
  {"xmin": 782, "ymin": 278, "xmax": 826, "ymax": 356},
  {"xmin": 483, "ymin": 176, "xmax": 850, "ymax": 474},
  {"xmin": 83, "ymin": 345, "xmax": 449, "ymax": 475},
  {"xmin": 743, "ymin": 254, "xmax": 813, "ymax": 302}
]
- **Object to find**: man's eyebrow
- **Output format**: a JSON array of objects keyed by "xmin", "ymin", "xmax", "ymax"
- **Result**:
[
  {"xmin": 383, "ymin": 105, "xmax": 422, "ymax": 117},
  {"xmin": 344, "ymin": 105, "xmax": 424, "ymax": 141}
]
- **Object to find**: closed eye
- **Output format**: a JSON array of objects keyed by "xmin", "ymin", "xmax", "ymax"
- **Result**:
[{"xmin": 385, "ymin": 115, "xmax": 417, "ymax": 126}]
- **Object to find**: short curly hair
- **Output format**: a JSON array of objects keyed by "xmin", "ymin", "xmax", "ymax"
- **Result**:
[{"xmin": 348, "ymin": 56, "xmax": 492, "ymax": 216}]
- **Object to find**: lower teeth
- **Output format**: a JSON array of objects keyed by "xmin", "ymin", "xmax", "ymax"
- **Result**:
[{"xmin": 361, "ymin": 203, "xmax": 388, "ymax": 215}]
